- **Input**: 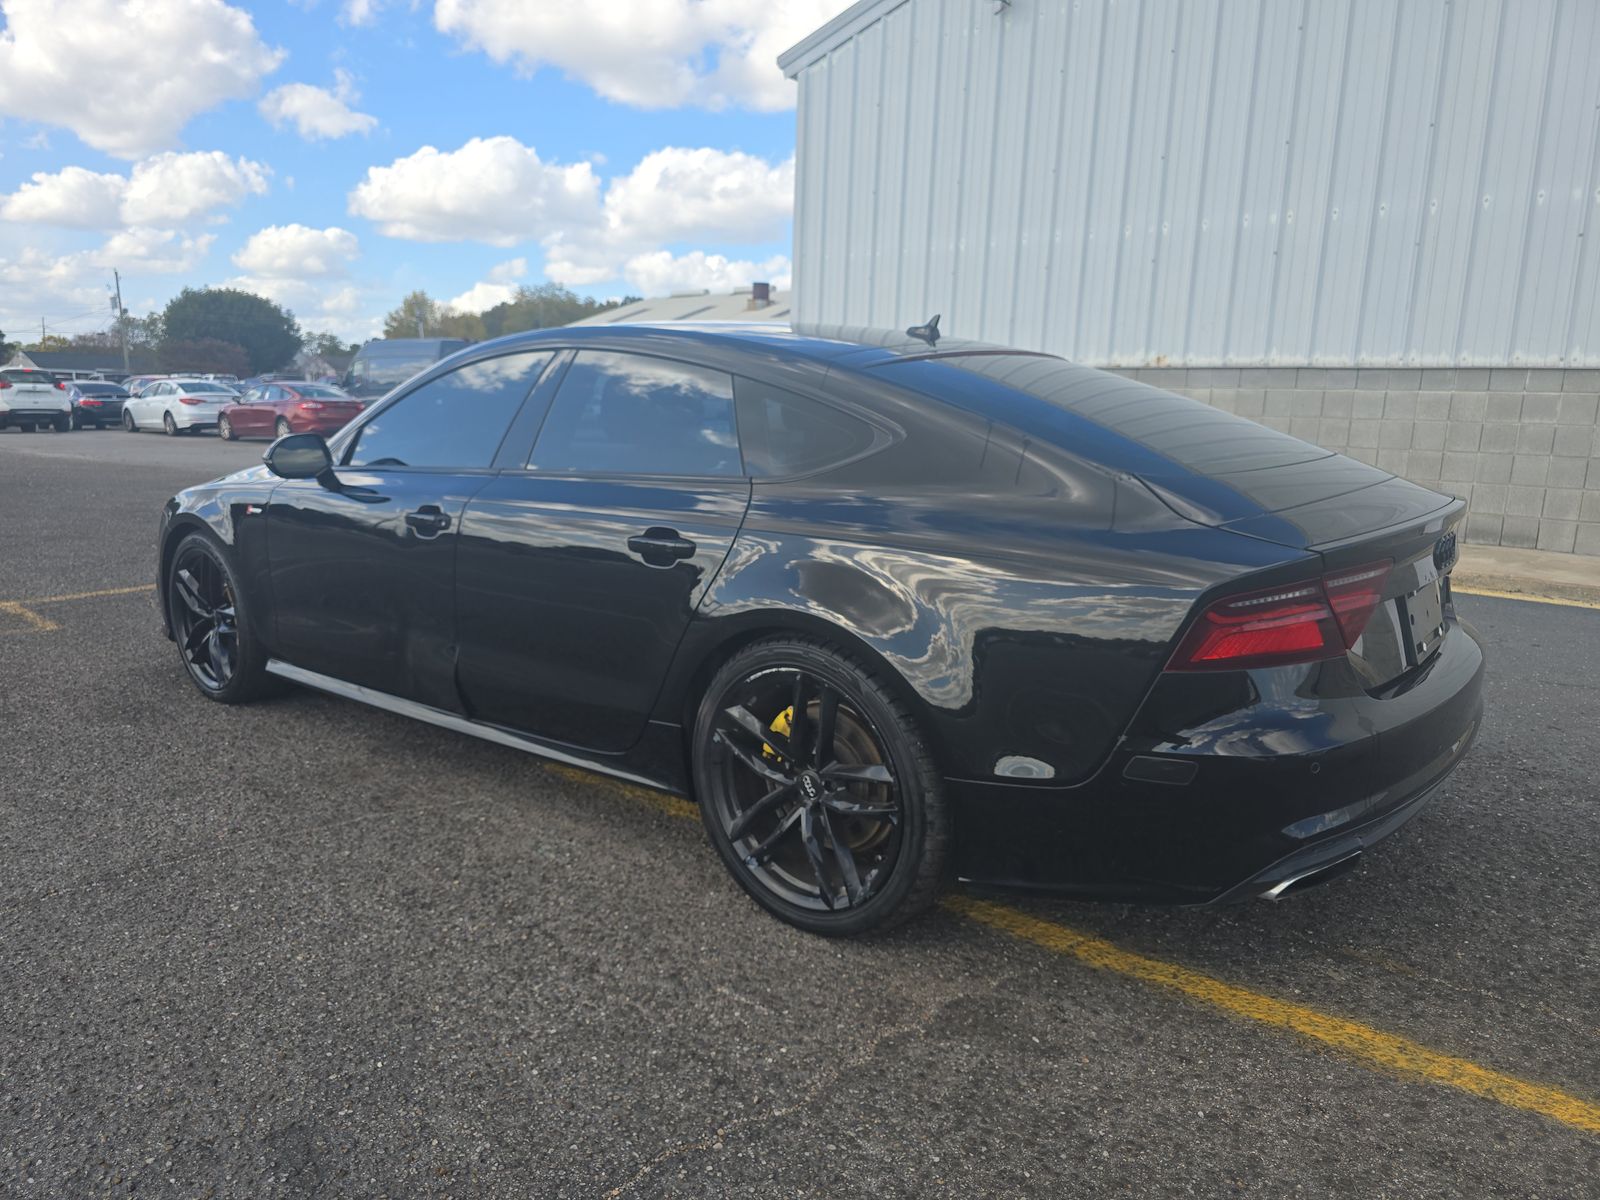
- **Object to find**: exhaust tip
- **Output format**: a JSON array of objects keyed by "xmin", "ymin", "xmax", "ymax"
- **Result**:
[{"xmin": 1259, "ymin": 850, "xmax": 1362, "ymax": 901}]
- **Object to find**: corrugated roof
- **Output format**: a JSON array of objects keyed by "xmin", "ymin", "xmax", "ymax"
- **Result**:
[{"xmin": 567, "ymin": 288, "xmax": 792, "ymax": 327}]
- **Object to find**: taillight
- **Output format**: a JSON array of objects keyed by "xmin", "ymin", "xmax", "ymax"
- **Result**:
[
  {"xmin": 55, "ymin": 380, "xmax": 66, "ymax": 389},
  {"xmin": 1322, "ymin": 561, "xmax": 1392, "ymax": 647},
  {"xmin": 297, "ymin": 401, "xmax": 324, "ymax": 411},
  {"xmin": 178, "ymin": 396, "xmax": 202, "ymax": 406},
  {"xmin": 1169, "ymin": 560, "xmax": 1393, "ymax": 672},
  {"xmin": 0, "ymin": 379, "xmax": 11, "ymax": 390}
]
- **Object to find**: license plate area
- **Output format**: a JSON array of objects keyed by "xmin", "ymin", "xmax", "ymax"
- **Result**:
[{"xmin": 1400, "ymin": 578, "xmax": 1445, "ymax": 663}]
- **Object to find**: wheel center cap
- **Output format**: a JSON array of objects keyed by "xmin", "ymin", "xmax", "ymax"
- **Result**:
[{"xmin": 798, "ymin": 771, "xmax": 825, "ymax": 803}]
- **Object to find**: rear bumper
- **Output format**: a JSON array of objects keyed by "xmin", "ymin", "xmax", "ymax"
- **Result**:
[
  {"xmin": 947, "ymin": 617, "xmax": 1485, "ymax": 903},
  {"xmin": 172, "ymin": 408, "xmax": 224, "ymax": 429},
  {"xmin": 0, "ymin": 404, "xmax": 70, "ymax": 421}
]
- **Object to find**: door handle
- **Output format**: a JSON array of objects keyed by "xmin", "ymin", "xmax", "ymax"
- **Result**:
[
  {"xmin": 627, "ymin": 527, "xmax": 697, "ymax": 564},
  {"xmin": 405, "ymin": 506, "xmax": 452, "ymax": 537}
]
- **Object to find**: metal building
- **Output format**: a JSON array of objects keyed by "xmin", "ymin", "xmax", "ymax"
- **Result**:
[{"xmin": 781, "ymin": 0, "xmax": 1600, "ymax": 369}]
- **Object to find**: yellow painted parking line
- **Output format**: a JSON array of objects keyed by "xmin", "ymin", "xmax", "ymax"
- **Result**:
[
  {"xmin": 542, "ymin": 764, "xmax": 1600, "ymax": 1136},
  {"xmin": 0, "ymin": 600, "xmax": 60, "ymax": 633},
  {"xmin": 1453, "ymin": 585, "xmax": 1600, "ymax": 611},
  {"xmin": 24, "ymin": 583, "xmax": 156, "ymax": 605},
  {"xmin": 0, "ymin": 583, "xmax": 155, "ymax": 635},
  {"xmin": 945, "ymin": 894, "xmax": 1600, "ymax": 1136}
]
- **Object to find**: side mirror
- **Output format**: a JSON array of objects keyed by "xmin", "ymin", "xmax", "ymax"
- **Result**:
[{"xmin": 264, "ymin": 432, "xmax": 334, "ymax": 479}]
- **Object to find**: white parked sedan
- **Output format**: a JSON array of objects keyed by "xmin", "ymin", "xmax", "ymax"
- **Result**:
[{"xmin": 121, "ymin": 378, "xmax": 240, "ymax": 436}]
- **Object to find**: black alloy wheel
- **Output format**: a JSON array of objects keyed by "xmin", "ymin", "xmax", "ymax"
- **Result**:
[
  {"xmin": 166, "ymin": 533, "xmax": 271, "ymax": 703},
  {"xmin": 693, "ymin": 638, "xmax": 949, "ymax": 935},
  {"xmin": 163, "ymin": 411, "xmax": 179, "ymax": 436}
]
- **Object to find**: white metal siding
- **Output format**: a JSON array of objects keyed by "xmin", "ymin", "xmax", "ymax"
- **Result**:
[{"xmin": 786, "ymin": 0, "xmax": 1600, "ymax": 366}]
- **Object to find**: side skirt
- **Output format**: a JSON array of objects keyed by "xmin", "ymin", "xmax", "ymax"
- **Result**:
[{"xmin": 265, "ymin": 659, "xmax": 680, "ymax": 794}]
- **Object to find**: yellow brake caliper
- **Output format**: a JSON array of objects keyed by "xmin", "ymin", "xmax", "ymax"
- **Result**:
[{"xmin": 764, "ymin": 706, "xmax": 794, "ymax": 760}]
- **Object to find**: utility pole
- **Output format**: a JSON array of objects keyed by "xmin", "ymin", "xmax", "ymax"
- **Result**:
[{"xmin": 113, "ymin": 269, "xmax": 129, "ymax": 373}]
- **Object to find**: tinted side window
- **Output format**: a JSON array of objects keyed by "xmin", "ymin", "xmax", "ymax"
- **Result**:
[
  {"xmin": 347, "ymin": 351, "xmax": 553, "ymax": 470},
  {"xmin": 735, "ymin": 379, "xmax": 878, "ymax": 477},
  {"xmin": 529, "ymin": 351, "xmax": 740, "ymax": 477}
]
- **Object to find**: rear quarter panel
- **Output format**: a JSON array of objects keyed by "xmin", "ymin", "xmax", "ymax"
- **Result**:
[{"xmin": 659, "ymin": 398, "xmax": 1309, "ymax": 786}]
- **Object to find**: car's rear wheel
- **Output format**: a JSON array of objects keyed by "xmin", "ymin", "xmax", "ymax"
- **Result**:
[
  {"xmin": 166, "ymin": 532, "xmax": 272, "ymax": 703},
  {"xmin": 163, "ymin": 411, "xmax": 179, "ymax": 436},
  {"xmin": 218, "ymin": 414, "xmax": 235, "ymax": 441},
  {"xmin": 18, "ymin": 422, "xmax": 36, "ymax": 433},
  {"xmin": 275, "ymin": 417, "xmax": 292, "ymax": 438},
  {"xmin": 691, "ymin": 637, "xmax": 949, "ymax": 936},
  {"xmin": 53, "ymin": 413, "xmax": 70, "ymax": 433},
  {"xmin": 123, "ymin": 410, "xmax": 137, "ymax": 432}
]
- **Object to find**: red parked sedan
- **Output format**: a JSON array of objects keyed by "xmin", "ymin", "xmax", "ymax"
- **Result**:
[{"xmin": 218, "ymin": 382, "xmax": 363, "ymax": 441}]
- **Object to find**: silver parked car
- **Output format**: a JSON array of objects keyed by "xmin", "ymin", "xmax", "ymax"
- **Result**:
[{"xmin": 121, "ymin": 378, "xmax": 241, "ymax": 436}]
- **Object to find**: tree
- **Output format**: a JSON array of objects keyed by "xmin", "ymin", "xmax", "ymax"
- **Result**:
[
  {"xmin": 161, "ymin": 287, "xmax": 302, "ymax": 374},
  {"xmin": 159, "ymin": 337, "xmax": 251, "ymax": 377},
  {"xmin": 382, "ymin": 290, "xmax": 444, "ymax": 339},
  {"xmin": 479, "ymin": 284, "xmax": 623, "ymax": 337},
  {"xmin": 303, "ymin": 331, "xmax": 359, "ymax": 357}
]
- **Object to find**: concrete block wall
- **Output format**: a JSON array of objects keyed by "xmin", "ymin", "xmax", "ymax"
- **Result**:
[{"xmin": 1108, "ymin": 367, "xmax": 1600, "ymax": 557}]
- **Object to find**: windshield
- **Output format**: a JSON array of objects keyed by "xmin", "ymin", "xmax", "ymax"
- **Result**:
[
  {"xmin": 1, "ymin": 369, "xmax": 57, "ymax": 384},
  {"xmin": 367, "ymin": 356, "xmax": 434, "ymax": 386}
]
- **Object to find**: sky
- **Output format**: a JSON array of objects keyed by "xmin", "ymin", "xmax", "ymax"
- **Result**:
[{"xmin": 0, "ymin": 0, "xmax": 851, "ymax": 345}]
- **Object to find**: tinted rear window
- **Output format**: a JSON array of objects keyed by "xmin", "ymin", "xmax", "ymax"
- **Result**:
[
  {"xmin": 735, "ymin": 379, "xmax": 876, "ymax": 477},
  {"xmin": 2, "ymin": 369, "xmax": 57, "ymax": 384}
]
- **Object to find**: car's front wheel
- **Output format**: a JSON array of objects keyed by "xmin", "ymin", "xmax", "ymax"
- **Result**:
[
  {"xmin": 123, "ymin": 410, "xmax": 137, "ymax": 432},
  {"xmin": 218, "ymin": 414, "xmax": 235, "ymax": 441},
  {"xmin": 691, "ymin": 637, "xmax": 950, "ymax": 936},
  {"xmin": 166, "ymin": 532, "xmax": 273, "ymax": 703}
]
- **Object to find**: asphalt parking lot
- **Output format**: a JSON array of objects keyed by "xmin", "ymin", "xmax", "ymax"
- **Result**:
[{"xmin": 2, "ymin": 427, "xmax": 1597, "ymax": 1198}]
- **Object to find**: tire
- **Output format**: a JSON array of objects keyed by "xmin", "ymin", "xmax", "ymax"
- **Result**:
[
  {"xmin": 163, "ymin": 411, "xmax": 179, "ymax": 437},
  {"xmin": 71, "ymin": 411, "xmax": 85, "ymax": 430},
  {"xmin": 275, "ymin": 417, "xmax": 292, "ymax": 439},
  {"xmin": 691, "ymin": 636, "xmax": 950, "ymax": 936},
  {"xmin": 218, "ymin": 414, "xmax": 235, "ymax": 441},
  {"xmin": 19, "ymin": 422, "xmax": 36, "ymax": 433},
  {"xmin": 166, "ymin": 531, "xmax": 273, "ymax": 704},
  {"xmin": 123, "ymin": 410, "xmax": 137, "ymax": 432},
  {"xmin": 53, "ymin": 414, "xmax": 70, "ymax": 433}
]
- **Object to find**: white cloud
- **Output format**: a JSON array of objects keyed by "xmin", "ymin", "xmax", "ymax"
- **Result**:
[
  {"xmin": 225, "ymin": 273, "xmax": 375, "ymax": 341},
  {"xmin": 260, "ymin": 69, "xmax": 378, "ymax": 140},
  {"xmin": 233, "ymin": 224, "xmax": 359, "ymax": 278},
  {"xmin": 541, "ymin": 147, "xmax": 793, "ymax": 286},
  {"xmin": 121, "ymin": 152, "xmax": 271, "ymax": 225},
  {"xmin": 445, "ymin": 256, "xmax": 526, "ymax": 312},
  {"xmin": 0, "ymin": 167, "xmax": 126, "ymax": 228},
  {"xmin": 0, "ymin": 153, "xmax": 270, "ymax": 229},
  {"xmin": 347, "ymin": 136, "xmax": 600, "ymax": 245},
  {"xmin": 486, "ymin": 256, "xmax": 526, "ymax": 284},
  {"xmin": 622, "ymin": 250, "xmax": 791, "ymax": 297},
  {"xmin": 446, "ymin": 281, "xmax": 517, "ymax": 313},
  {"xmin": 0, "ymin": 227, "xmax": 213, "ymax": 337},
  {"xmin": 431, "ymin": 0, "xmax": 848, "ymax": 111},
  {"xmin": 94, "ymin": 228, "xmax": 216, "ymax": 273},
  {"xmin": 0, "ymin": 0, "xmax": 284, "ymax": 158}
]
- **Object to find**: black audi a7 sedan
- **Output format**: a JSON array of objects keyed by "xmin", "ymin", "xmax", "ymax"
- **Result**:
[{"xmin": 157, "ymin": 322, "xmax": 1484, "ymax": 934}]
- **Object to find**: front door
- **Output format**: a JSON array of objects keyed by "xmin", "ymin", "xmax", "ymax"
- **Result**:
[
  {"xmin": 454, "ymin": 349, "xmax": 751, "ymax": 751},
  {"xmin": 265, "ymin": 348, "xmax": 557, "ymax": 709}
]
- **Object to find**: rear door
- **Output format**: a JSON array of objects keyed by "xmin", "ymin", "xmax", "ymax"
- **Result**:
[
  {"xmin": 454, "ymin": 349, "xmax": 751, "ymax": 750},
  {"xmin": 265, "ymin": 348, "xmax": 556, "ymax": 709}
]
